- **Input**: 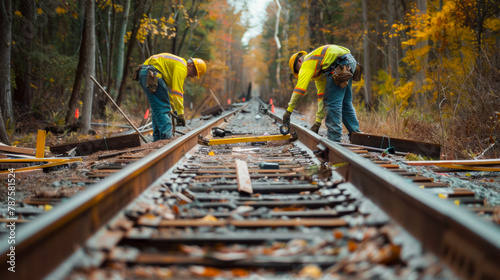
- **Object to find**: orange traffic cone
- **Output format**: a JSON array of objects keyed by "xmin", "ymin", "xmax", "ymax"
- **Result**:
[{"xmin": 270, "ymin": 98, "xmax": 275, "ymax": 113}]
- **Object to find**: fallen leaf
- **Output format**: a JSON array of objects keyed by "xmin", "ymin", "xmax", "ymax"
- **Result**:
[
  {"xmin": 190, "ymin": 266, "xmax": 221, "ymax": 277},
  {"xmin": 299, "ymin": 264, "xmax": 322, "ymax": 279}
]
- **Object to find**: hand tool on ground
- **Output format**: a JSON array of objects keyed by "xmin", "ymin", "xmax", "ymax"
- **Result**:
[
  {"xmin": 212, "ymin": 127, "xmax": 232, "ymax": 137},
  {"xmin": 90, "ymin": 76, "xmax": 149, "ymax": 143},
  {"xmin": 209, "ymin": 88, "xmax": 226, "ymax": 113}
]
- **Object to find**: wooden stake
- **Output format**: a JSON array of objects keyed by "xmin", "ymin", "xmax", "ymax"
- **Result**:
[
  {"xmin": 209, "ymin": 88, "xmax": 225, "ymax": 112},
  {"xmin": 235, "ymin": 159, "xmax": 253, "ymax": 194},
  {"xmin": 90, "ymin": 76, "xmax": 149, "ymax": 143},
  {"xmin": 36, "ymin": 130, "xmax": 46, "ymax": 158}
]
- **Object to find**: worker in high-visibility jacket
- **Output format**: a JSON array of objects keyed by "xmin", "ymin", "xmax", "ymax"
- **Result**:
[
  {"xmin": 136, "ymin": 54, "xmax": 206, "ymax": 141},
  {"xmin": 283, "ymin": 45, "xmax": 361, "ymax": 142}
]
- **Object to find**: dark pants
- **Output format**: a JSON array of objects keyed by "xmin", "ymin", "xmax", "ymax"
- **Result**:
[
  {"xmin": 323, "ymin": 53, "xmax": 361, "ymax": 142},
  {"xmin": 139, "ymin": 67, "xmax": 173, "ymax": 141}
]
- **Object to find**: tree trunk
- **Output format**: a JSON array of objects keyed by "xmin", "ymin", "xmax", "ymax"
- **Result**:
[
  {"xmin": 65, "ymin": 1, "xmax": 90, "ymax": 125},
  {"xmin": 114, "ymin": 0, "xmax": 131, "ymax": 90},
  {"xmin": 14, "ymin": 0, "xmax": 35, "ymax": 110},
  {"xmin": 116, "ymin": 0, "xmax": 148, "ymax": 106},
  {"xmin": 0, "ymin": 106, "xmax": 10, "ymax": 145},
  {"xmin": 274, "ymin": 0, "xmax": 282, "ymax": 97},
  {"xmin": 81, "ymin": 0, "xmax": 96, "ymax": 134},
  {"xmin": 388, "ymin": 0, "xmax": 399, "ymax": 81},
  {"xmin": 362, "ymin": 0, "xmax": 372, "ymax": 109},
  {"xmin": 416, "ymin": 0, "xmax": 428, "ymax": 106},
  {"xmin": 0, "ymin": 0, "xmax": 13, "ymax": 122}
]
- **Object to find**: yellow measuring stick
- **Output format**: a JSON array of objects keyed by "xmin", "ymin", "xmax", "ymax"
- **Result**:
[
  {"xmin": 0, "ymin": 158, "xmax": 79, "ymax": 163},
  {"xmin": 207, "ymin": 135, "xmax": 291, "ymax": 145},
  {"xmin": 435, "ymin": 164, "xmax": 500, "ymax": 172},
  {"xmin": 0, "ymin": 158, "xmax": 82, "ymax": 174}
]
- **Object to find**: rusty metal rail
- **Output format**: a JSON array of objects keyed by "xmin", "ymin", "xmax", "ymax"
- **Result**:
[
  {"xmin": 262, "ymin": 99, "xmax": 500, "ymax": 280},
  {"xmin": 1, "ymin": 98, "xmax": 499, "ymax": 279},
  {"xmin": 0, "ymin": 104, "xmax": 249, "ymax": 280}
]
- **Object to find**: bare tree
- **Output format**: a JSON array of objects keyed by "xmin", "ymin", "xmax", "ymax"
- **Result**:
[
  {"xmin": 65, "ymin": 0, "xmax": 95, "ymax": 126},
  {"xmin": 116, "ymin": 0, "xmax": 149, "ymax": 106},
  {"xmin": 0, "ymin": 0, "xmax": 13, "ymax": 122},
  {"xmin": 362, "ymin": 0, "xmax": 372, "ymax": 108},
  {"xmin": 0, "ymin": 106, "xmax": 10, "ymax": 145},
  {"xmin": 114, "ymin": 0, "xmax": 131, "ymax": 90},
  {"xmin": 81, "ymin": 0, "xmax": 96, "ymax": 133}
]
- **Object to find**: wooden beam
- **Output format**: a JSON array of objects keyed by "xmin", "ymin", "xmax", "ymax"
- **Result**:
[
  {"xmin": 207, "ymin": 135, "xmax": 290, "ymax": 145},
  {"xmin": 235, "ymin": 159, "xmax": 252, "ymax": 194},
  {"xmin": 201, "ymin": 105, "xmax": 224, "ymax": 116},
  {"xmin": 49, "ymin": 133, "xmax": 141, "ymax": 156},
  {"xmin": 0, "ymin": 145, "xmax": 36, "ymax": 156},
  {"xmin": 404, "ymin": 159, "xmax": 500, "ymax": 166},
  {"xmin": 36, "ymin": 130, "xmax": 46, "ymax": 158},
  {"xmin": 351, "ymin": 132, "xmax": 441, "ymax": 159}
]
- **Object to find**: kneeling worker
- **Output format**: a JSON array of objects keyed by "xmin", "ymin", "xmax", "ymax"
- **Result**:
[
  {"xmin": 283, "ymin": 45, "xmax": 361, "ymax": 142},
  {"xmin": 136, "ymin": 53, "xmax": 206, "ymax": 141}
]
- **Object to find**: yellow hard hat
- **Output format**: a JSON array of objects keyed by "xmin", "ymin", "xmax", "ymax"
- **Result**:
[
  {"xmin": 191, "ymin": 58, "xmax": 207, "ymax": 79},
  {"xmin": 288, "ymin": 51, "xmax": 306, "ymax": 78}
]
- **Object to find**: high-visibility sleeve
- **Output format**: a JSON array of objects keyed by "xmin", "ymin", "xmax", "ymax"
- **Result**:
[
  {"xmin": 314, "ymin": 79, "xmax": 326, "ymax": 122},
  {"xmin": 286, "ymin": 45, "xmax": 350, "ymax": 121},
  {"xmin": 286, "ymin": 65, "xmax": 315, "ymax": 113},
  {"xmin": 169, "ymin": 65, "xmax": 187, "ymax": 115}
]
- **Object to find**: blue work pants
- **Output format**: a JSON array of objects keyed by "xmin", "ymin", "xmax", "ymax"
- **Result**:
[
  {"xmin": 139, "ymin": 67, "xmax": 173, "ymax": 141},
  {"xmin": 323, "ymin": 53, "xmax": 361, "ymax": 142}
]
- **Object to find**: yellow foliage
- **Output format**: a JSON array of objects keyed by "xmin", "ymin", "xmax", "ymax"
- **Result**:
[
  {"xmin": 485, "ymin": 18, "xmax": 500, "ymax": 32},
  {"xmin": 14, "ymin": 11, "xmax": 22, "ymax": 17},
  {"xmin": 114, "ymin": 5, "xmax": 123, "ymax": 13},
  {"xmin": 55, "ymin": 6, "xmax": 67, "ymax": 15},
  {"xmin": 37, "ymin": 8, "xmax": 43, "ymax": 15},
  {"xmin": 373, "ymin": 70, "xmax": 395, "ymax": 98},
  {"xmin": 394, "ymin": 81, "xmax": 415, "ymax": 110}
]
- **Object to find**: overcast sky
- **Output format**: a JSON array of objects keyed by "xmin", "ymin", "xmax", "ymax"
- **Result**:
[{"xmin": 229, "ymin": 0, "xmax": 272, "ymax": 45}]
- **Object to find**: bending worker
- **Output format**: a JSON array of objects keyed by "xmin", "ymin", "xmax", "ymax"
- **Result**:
[
  {"xmin": 283, "ymin": 45, "xmax": 361, "ymax": 142},
  {"xmin": 136, "ymin": 53, "xmax": 206, "ymax": 141}
]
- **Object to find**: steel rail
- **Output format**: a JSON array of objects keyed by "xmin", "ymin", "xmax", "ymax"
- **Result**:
[
  {"xmin": 262, "ymin": 102, "xmax": 500, "ymax": 280},
  {"xmin": 0, "ymin": 104, "xmax": 248, "ymax": 280}
]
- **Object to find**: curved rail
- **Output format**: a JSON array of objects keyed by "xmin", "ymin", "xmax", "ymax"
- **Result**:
[
  {"xmin": 0, "ymin": 104, "xmax": 249, "ymax": 280},
  {"xmin": 261, "ymin": 99, "xmax": 500, "ymax": 280}
]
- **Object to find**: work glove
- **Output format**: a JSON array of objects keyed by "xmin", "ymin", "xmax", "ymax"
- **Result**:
[
  {"xmin": 176, "ymin": 114, "xmax": 186, "ymax": 126},
  {"xmin": 310, "ymin": 122, "xmax": 321, "ymax": 134},
  {"xmin": 282, "ymin": 110, "xmax": 292, "ymax": 126}
]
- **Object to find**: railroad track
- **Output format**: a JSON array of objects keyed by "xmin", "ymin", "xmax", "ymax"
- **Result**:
[{"xmin": 1, "ymin": 99, "xmax": 499, "ymax": 279}]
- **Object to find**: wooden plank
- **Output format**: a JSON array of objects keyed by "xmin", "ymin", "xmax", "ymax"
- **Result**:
[
  {"xmin": 208, "ymin": 135, "xmax": 291, "ymax": 145},
  {"xmin": 0, "ymin": 145, "xmax": 36, "ymax": 156},
  {"xmin": 231, "ymin": 218, "xmax": 347, "ymax": 227},
  {"xmin": 188, "ymin": 183, "xmax": 319, "ymax": 193},
  {"xmin": 235, "ymin": 159, "xmax": 253, "ymax": 194},
  {"xmin": 435, "ymin": 164, "xmax": 500, "ymax": 172},
  {"xmin": 49, "ymin": 133, "xmax": 141, "ymax": 156},
  {"xmin": 36, "ymin": 130, "xmax": 47, "ymax": 158},
  {"xmin": 97, "ymin": 148, "xmax": 149, "ymax": 160},
  {"xmin": 351, "ymin": 132, "xmax": 441, "ymax": 159},
  {"xmin": 157, "ymin": 218, "xmax": 346, "ymax": 228},
  {"xmin": 194, "ymin": 173, "xmax": 300, "ymax": 180},
  {"xmin": 201, "ymin": 104, "xmax": 224, "ymax": 116},
  {"xmin": 404, "ymin": 158, "xmax": 500, "ymax": 166}
]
